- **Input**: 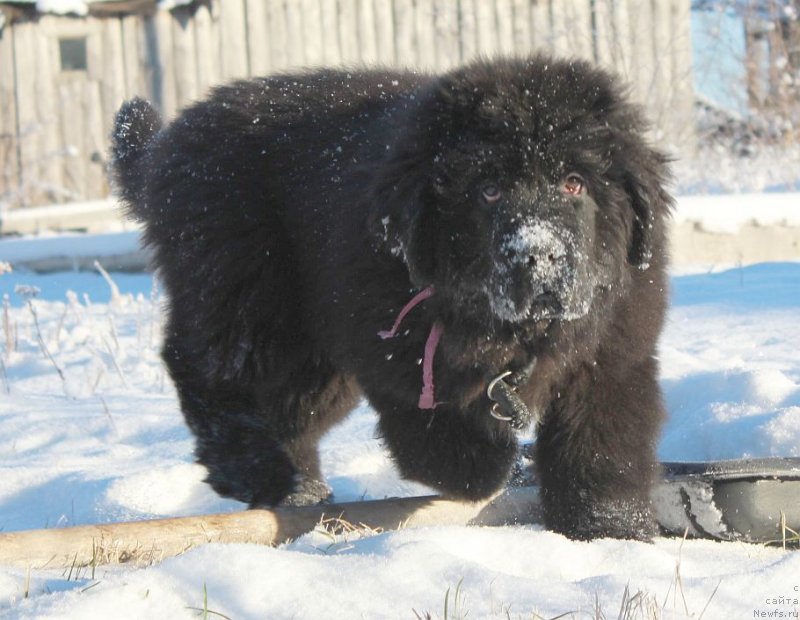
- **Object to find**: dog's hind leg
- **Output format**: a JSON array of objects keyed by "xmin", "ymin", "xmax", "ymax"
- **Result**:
[{"xmin": 164, "ymin": 331, "xmax": 359, "ymax": 507}]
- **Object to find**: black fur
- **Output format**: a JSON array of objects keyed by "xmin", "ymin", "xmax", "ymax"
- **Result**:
[{"xmin": 112, "ymin": 56, "xmax": 672, "ymax": 539}]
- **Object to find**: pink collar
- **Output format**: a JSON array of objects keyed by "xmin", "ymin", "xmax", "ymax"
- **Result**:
[{"xmin": 378, "ymin": 286, "xmax": 443, "ymax": 409}]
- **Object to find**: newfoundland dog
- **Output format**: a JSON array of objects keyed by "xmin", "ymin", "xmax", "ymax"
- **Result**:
[{"xmin": 112, "ymin": 55, "xmax": 672, "ymax": 540}]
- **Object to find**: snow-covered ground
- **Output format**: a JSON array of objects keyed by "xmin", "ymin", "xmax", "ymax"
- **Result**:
[{"xmin": 1, "ymin": 203, "xmax": 799, "ymax": 618}]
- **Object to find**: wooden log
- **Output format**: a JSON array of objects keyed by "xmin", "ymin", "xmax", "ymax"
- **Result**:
[{"xmin": 0, "ymin": 487, "xmax": 541, "ymax": 570}]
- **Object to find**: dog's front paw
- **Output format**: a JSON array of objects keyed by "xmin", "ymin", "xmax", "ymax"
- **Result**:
[{"xmin": 279, "ymin": 476, "xmax": 333, "ymax": 507}]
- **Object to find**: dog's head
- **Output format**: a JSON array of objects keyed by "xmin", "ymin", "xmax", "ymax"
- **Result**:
[{"xmin": 370, "ymin": 56, "xmax": 672, "ymax": 324}]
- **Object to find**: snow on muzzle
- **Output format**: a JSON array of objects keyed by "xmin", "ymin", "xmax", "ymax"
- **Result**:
[{"xmin": 487, "ymin": 220, "xmax": 594, "ymax": 323}]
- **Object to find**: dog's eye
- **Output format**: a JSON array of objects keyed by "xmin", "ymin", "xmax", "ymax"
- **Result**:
[
  {"xmin": 562, "ymin": 173, "xmax": 585, "ymax": 196},
  {"xmin": 481, "ymin": 184, "xmax": 502, "ymax": 203}
]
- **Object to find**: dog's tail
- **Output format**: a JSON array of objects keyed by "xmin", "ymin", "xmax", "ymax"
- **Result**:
[{"xmin": 110, "ymin": 97, "xmax": 162, "ymax": 220}]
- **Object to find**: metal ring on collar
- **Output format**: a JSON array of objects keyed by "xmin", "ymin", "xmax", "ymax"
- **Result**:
[
  {"xmin": 489, "ymin": 403, "xmax": 513, "ymax": 422},
  {"xmin": 486, "ymin": 370, "xmax": 513, "ymax": 401}
]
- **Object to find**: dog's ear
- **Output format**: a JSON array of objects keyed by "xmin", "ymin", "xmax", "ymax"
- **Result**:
[
  {"xmin": 622, "ymin": 148, "xmax": 672, "ymax": 270},
  {"xmin": 605, "ymin": 114, "xmax": 673, "ymax": 270},
  {"xmin": 366, "ymin": 139, "xmax": 437, "ymax": 285}
]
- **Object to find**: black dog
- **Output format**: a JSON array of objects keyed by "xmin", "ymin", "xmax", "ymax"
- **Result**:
[{"xmin": 112, "ymin": 55, "xmax": 672, "ymax": 540}]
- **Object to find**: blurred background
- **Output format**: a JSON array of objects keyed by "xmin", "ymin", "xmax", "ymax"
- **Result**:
[{"xmin": 0, "ymin": 0, "xmax": 797, "ymax": 233}]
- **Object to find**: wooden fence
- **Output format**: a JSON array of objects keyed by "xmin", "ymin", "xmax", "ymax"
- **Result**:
[{"xmin": 0, "ymin": 0, "xmax": 693, "ymax": 214}]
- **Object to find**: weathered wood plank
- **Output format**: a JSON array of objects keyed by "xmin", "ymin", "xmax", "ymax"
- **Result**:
[
  {"xmin": 320, "ymin": 0, "xmax": 342, "ymax": 66},
  {"xmin": 625, "ymin": 0, "xmax": 655, "ymax": 106},
  {"xmin": 373, "ymin": 0, "xmax": 395, "ymax": 65},
  {"xmin": 474, "ymin": 0, "xmax": 498, "ymax": 57},
  {"xmin": 218, "ymin": 0, "xmax": 249, "ymax": 80},
  {"xmin": 593, "ymin": 0, "xmax": 615, "ymax": 69},
  {"xmin": 393, "ymin": 0, "xmax": 417, "ymax": 68},
  {"xmin": 85, "ymin": 78, "xmax": 108, "ymax": 199},
  {"xmin": 266, "ymin": 0, "xmax": 289, "ymax": 71},
  {"xmin": 284, "ymin": 0, "xmax": 306, "ymax": 67},
  {"xmin": 670, "ymin": 0, "xmax": 696, "ymax": 151},
  {"xmin": 434, "ymin": 1, "xmax": 459, "ymax": 69},
  {"xmin": 172, "ymin": 9, "xmax": 200, "ymax": 106},
  {"xmin": 529, "ymin": 0, "xmax": 550, "ymax": 52},
  {"xmin": 13, "ymin": 21, "xmax": 45, "ymax": 206},
  {"xmin": 301, "ymin": 0, "xmax": 324, "ymax": 67},
  {"xmin": 357, "ymin": 0, "xmax": 378, "ymax": 65},
  {"xmin": 120, "ymin": 13, "xmax": 147, "ymax": 98},
  {"xmin": 495, "ymin": 0, "xmax": 515, "ymax": 57},
  {"xmin": 245, "ymin": 0, "xmax": 272, "ymax": 76},
  {"xmin": 510, "ymin": 0, "xmax": 532, "ymax": 56},
  {"xmin": 458, "ymin": 0, "xmax": 478, "ymax": 64},
  {"xmin": 0, "ymin": 27, "xmax": 20, "ymax": 206},
  {"xmin": 338, "ymin": 0, "xmax": 361, "ymax": 65},
  {"xmin": 651, "ymin": 0, "xmax": 673, "ymax": 141},
  {"xmin": 194, "ymin": 1, "xmax": 222, "ymax": 96},
  {"xmin": 414, "ymin": 0, "xmax": 438, "ymax": 70},
  {"xmin": 34, "ymin": 16, "xmax": 65, "ymax": 202},
  {"xmin": 57, "ymin": 79, "xmax": 86, "ymax": 201}
]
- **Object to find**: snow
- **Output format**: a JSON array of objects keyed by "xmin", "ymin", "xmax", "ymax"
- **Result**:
[{"xmin": 1, "ymin": 197, "xmax": 800, "ymax": 617}]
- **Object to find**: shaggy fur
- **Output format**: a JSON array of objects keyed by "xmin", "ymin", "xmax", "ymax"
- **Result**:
[{"xmin": 112, "ymin": 55, "xmax": 672, "ymax": 540}]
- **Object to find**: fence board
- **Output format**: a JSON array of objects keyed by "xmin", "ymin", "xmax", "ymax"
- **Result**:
[
  {"xmin": 320, "ymin": 0, "xmax": 342, "ymax": 66},
  {"xmin": 414, "ymin": 0, "xmax": 436, "ymax": 69},
  {"xmin": 57, "ymin": 79, "xmax": 85, "ymax": 201},
  {"xmin": 626, "ymin": 0, "xmax": 655, "ymax": 105},
  {"xmin": 172, "ymin": 10, "xmax": 200, "ymax": 106},
  {"xmin": 671, "ymin": 0, "xmax": 696, "ymax": 150},
  {"xmin": 338, "ymin": 0, "xmax": 360, "ymax": 65},
  {"xmin": 219, "ymin": 0, "xmax": 249, "ymax": 80},
  {"xmin": 511, "ymin": 0, "xmax": 532, "ymax": 56},
  {"xmin": 85, "ymin": 79, "xmax": 107, "ymax": 199},
  {"xmin": 35, "ymin": 17, "xmax": 64, "ymax": 201},
  {"xmin": 434, "ymin": 1, "xmax": 459, "ymax": 69},
  {"xmin": 393, "ymin": 0, "xmax": 417, "ymax": 67},
  {"xmin": 475, "ymin": 0, "xmax": 498, "ymax": 58},
  {"xmin": 0, "ymin": 28, "xmax": 20, "ymax": 204},
  {"xmin": 119, "ymin": 14, "xmax": 145, "ymax": 98},
  {"xmin": 373, "ymin": 0, "xmax": 395, "ymax": 65},
  {"xmin": 307, "ymin": 0, "xmax": 325, "ymax": 66},
  {"xmin": 458, "ymin": 0, "xmax": 478, "ymax": 63},
  {"xmin": 266, "ymin": 0, "xmax": 289, "ymax": 71},
  {"xmin": 13, "ymin": 21, "xmax": 43, "ymax": 206},
  {"xmin": 529, "ymin": 0, "xmax": 550, "ymax": 52},
  {"xmin": 357, "ymin": 0, "xmax": 378, "ymax": 65},
  {"xmin": 245, "ymin": 0, "xmax": 272, "ymax": 76},
  {"xmin": 194, "ymin": 2, "xmax": 222, "ymax": 96},
  {"xmin": 495, "ymin": 0, "xmax": 515, "ymax": 57}
]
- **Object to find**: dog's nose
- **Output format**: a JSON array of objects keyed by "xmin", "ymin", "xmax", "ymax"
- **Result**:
[{"xmin": 525, "ymin": 252, "xmax": 558, "ymax": 269}]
